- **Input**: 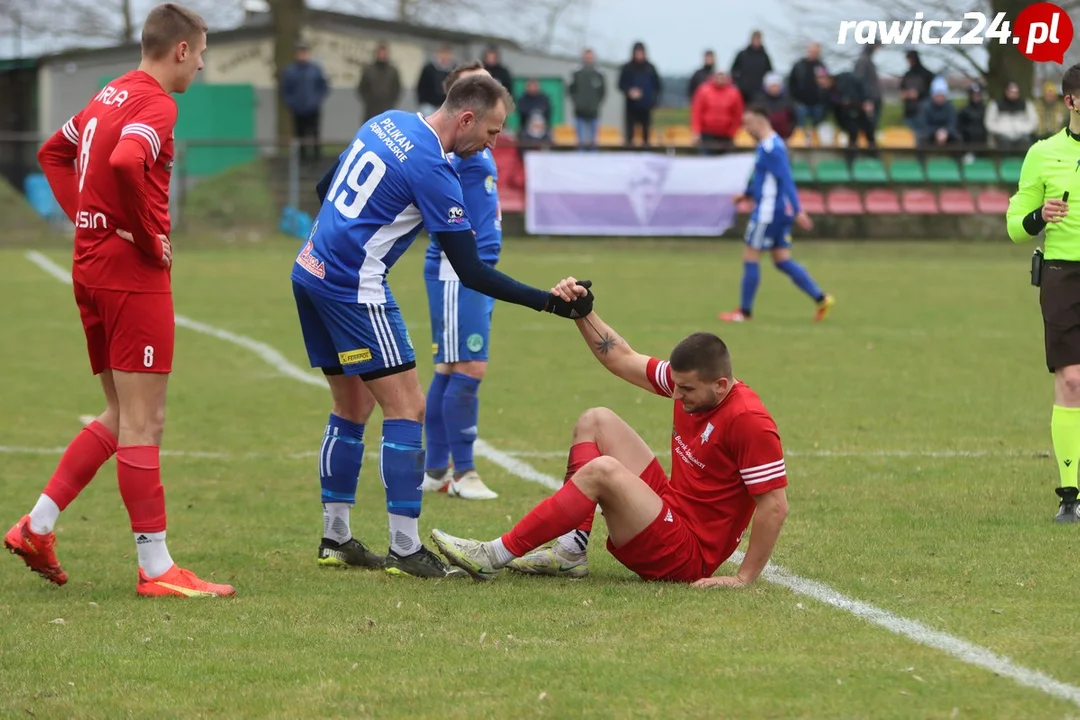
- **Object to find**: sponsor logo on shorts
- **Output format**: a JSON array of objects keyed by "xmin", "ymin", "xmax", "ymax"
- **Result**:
[
  {"xmin": 484, "ymin": 175, "xmax": 495, "ymax": 194},
  {"xmin": 296, "ymin": 240, "xmax": 326, "ymax": 279},
  {"xmin": 404, "ymin": 328, "xmax": 414, "ymax": 350},
  {"xmin": 431, "ymin": 343, "xmax": 439, "ymax": 356},
  {"xmin": 466, "ymin": 333, "xmax": 484, "ymax": 352},
  {"xmin": 448, "ymin": 206, "xmax": 466, "ymax": 224},
  {"xmin": 338, "ymin": 348, "xmax": 373, "ymax": 365}
]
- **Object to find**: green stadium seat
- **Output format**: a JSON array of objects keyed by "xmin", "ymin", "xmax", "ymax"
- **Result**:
[
  {"xmin": 791, "ymin": 159, "xmax": 814, "ymax": 184},
  {"xmin": 1000, "ymin": 158, "xmax": 1023, "ymax": 184},
  {"xmin": 815, "ymin": 159, "xmax": 852, "ymax": 183},
  {"xmin": 852, "ymin": 158, "xmax": 888, "ymax": 183},
  {"xmin": 888, "ymin": 159, "xmax": 926, "ymax": 183},
  {"xmin": 961, "ymin": 158, "xmax": 999, "ymax": 183},
  {"xmin": 925, "ymin": 158, "xmax": 962, "ymax": 183}
]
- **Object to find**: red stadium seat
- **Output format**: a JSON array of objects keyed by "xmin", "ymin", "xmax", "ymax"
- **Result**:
[
  {"xmin": 976, "ymin": 188, "xmax": 1010, "ymax": 214},
  {"xmin": 500, "ymin": 187, "xmax": 525, "ymax": 213},
  {"xmin": 492, "ymin": 146, "xmax": 525, "ymax": 190},
  {"xmin": 825, "ymin": 188, "xmax": 863, "ymax": 214},
  {"xmin": 863, "ymin": 188, "xmax": 901, "ymax": 214},
  {"xmin": 901, "ymin": 189, "xmax": 939, "ymax": 214},
  {"xmin": 799, "ymin": 189, "xmax": 825, "ymax": 214},
  {"xmin": 938, "ymin": 188, "xmax": 976, "ymax": 214}
]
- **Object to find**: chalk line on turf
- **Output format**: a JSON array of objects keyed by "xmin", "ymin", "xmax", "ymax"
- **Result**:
[{"xmin": 23, "ymin": 250, "xmax": 1080, "ymax": 707}]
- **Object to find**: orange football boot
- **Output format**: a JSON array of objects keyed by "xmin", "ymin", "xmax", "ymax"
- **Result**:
[
  {"xmin": 4, "ymin": 515, "xmax": 67, "ymax": 586},
  {"xmin": 136, "ymin": 563, "xmax": 236, "ymax": 598}
]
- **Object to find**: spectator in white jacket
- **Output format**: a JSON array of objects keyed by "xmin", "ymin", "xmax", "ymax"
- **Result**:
[{"xmin": 985, "ymin": 81, "xmax": 1038, "ymax": 150}]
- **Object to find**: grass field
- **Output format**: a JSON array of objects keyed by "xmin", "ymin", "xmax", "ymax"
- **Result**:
[{"xmin": 1, "ymin": 236, "xmax": 1076, "ymax": 719}]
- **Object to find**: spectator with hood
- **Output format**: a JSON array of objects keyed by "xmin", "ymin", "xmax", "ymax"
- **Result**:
[
  {"xmin": 917, "ymin": 76, "xmax": 959, "ymax": 147},
  {"xmin": 618, "ymin": 41, "xmax": 662, "ymax": 146},
  {"xmin": 899, "ymin": 50, "xmax": 935, "ymax": 132},
  {"xmin": 985, "ymin": 80, "xmax": 1039, "ymax": 149},
  {"xmin": 731, "ymin": 30, "xmax": 773, "ymax": 104},
  {"xmin": 957, "ymin": 83, "xmax": 989, "ymax": 147}
]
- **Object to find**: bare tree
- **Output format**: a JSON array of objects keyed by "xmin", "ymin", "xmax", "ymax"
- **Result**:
[{"xmin": 771, "ymin": 0, "xmax": 1080, "ymax": 98}]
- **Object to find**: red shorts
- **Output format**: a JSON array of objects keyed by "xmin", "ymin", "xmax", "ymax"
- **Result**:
[
  {"xmin": 74, "ymin": 282, "xmax": 174, "ymax": 374},
  {"xmin": 606, "ymin": 458, "xmax": 707, "ymax": 583}
]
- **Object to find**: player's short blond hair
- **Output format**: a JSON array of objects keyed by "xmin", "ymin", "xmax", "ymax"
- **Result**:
[
  {"xmin": 141, "ymin": 3, "xmax": 208, "ymax": 61},
  {"xmin": 443, "ymin": 60, "xmax": 486, "ymax": 94},
  {"xmin": 443, "ymin": 73, "xmax": 514, "ymax": 119}
]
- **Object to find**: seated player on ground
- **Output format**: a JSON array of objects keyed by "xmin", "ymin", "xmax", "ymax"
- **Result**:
[
  {"xmin": 720, "ymin": 104, "xmax": 834, "ymax": 323},
  {"xmin": 431, "ymin": 279, "xmax": 790, "ymax": 586}
]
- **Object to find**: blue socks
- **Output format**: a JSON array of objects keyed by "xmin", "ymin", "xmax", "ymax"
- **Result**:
[
  {"xmin": 319, "ymin": 414, "xmax": 365, "ymax": 544},
  {"xmin": 381, "ymin": 418, "xmax": 424, "ymax": 555},
  {"xmin": 740, "ymin": 261, "xmax": 760, "ymax": 315},
  {"xmin": 444, "ymin": 373, "xmax": 481, "ymax": 475},
  {"xmin": 424, "ymin": 372, "xmax": 451, "ymax": 474},
  {"xmin": 776, "ymin": 259, "xmax": 824, "ymax": 302}
]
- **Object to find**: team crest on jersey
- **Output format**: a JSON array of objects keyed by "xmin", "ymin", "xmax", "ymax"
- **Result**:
[
  {"xmin": 701, "ymin": 423, "xmax": 714, "ymax": 443},
  {"xmin": 296, "ymin": 240, "xmax": 325, "ymax": 279},
  {"xmin": 448, "ymin": 206, "xmax": 466, "ymax": 224},
  {"xmin": 484, "ymin": 175, "xmax": 495, "ymax": 194}
]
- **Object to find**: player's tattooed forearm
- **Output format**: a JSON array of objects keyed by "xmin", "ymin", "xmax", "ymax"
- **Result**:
[{"xmin": 595, "ymin": 333, "xmax": 619, "ymax": 354}]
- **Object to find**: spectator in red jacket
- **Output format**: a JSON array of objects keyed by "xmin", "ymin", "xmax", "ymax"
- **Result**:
[{"xmin": 691, "ymin": 70, "xmax": 744, "ymax": 154}]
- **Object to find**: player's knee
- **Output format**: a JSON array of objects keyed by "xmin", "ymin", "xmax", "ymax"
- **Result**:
[
  {"xmin": 452, "ymin": 361, "xmax": 487, "ymax": 381},
  {"xmin": 574, "ymin": 455, "xmax": 622, "ymax": 492},
  {"xmin": 573, "ymin": 407, "xmax": 618, "ymax": 442},
  {"xmin": 1058, "ymin": 367, "xmax": 1080, "ymax": 402}
]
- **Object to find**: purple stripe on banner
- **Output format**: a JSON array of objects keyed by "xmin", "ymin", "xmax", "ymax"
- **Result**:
[{"xmin": 531, "ymin": 193, "xmax": 738, "ymax": 231}]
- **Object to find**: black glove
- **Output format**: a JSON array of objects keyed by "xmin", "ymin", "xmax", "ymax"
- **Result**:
[{"xmin": 544, "ymin": 280, "xmax": 594, "ymax": 319}]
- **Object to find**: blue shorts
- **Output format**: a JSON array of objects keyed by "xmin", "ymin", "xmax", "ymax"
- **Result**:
[
  {"xmin": 744, "ymin": 218, "xmax": 793, "ymax": 250},
  {"xmin": 426, "ymin": 278, "xmax": 496, "ymax": 363},
  {"xmin": 292, "ymin": 280, "xmax": 416, "ymax": 379}
]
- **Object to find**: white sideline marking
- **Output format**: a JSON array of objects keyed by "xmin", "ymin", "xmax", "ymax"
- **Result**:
[
  {"xmin": 0, "ymin": 445, "xmax": 381, "ymax": 461},
  {"xmin": 24, "ymin": 251, "xmax": 1080, "ymax": 707}
]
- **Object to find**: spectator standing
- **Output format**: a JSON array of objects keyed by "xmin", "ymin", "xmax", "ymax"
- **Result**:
[
  {"xmin": 618, "ymin": 41, "xmax": 662, "ymax": 146},
  {"xmin": 416, "ymin": 45, "xmax": 455, "ymax": 115},
  {"xmin": 817, "ymin": 67, "xmax": 876, "ymax": 157},
  {"xmin": 568, "ymin": 48, "xmax": 606, "ymax": 150},
  {"xmin": 518, "ymin": 78, "xmax": 553, "ymax": 153},
  {"xmin": 691, "ymin": 69, "xmax": 744, "ymax": 153},
  {"xmin": 986, "ymin": 80, "xmax": 1039, "ymax": 149},
  {"xmin": 788, "ymin": 43, "xmax": 826, "ymax": 144},
  {"xmin": 731, "ymin": 30, "xmax": 772, "ymax": 105},
  {"xmin": 957, "ymin": 84, "xmax": 989, "ymax": 147},
  {"xmin": 1037, "ymin": 80, "xmax": 1068, "ymax": 138},
  {"xmin": 688, "ymin": 50, "xmax": 716, "ymax": 102},
  {"xmin": 899, "ymin": 50, "xmax": 936, "ymax": 133},
  {"xmin": 282, "ymin": 42, "xmax": 329, "ymax": 162},
  {"xmin": 483, "ymin": 47, "xmax": 514, "ymax": 95},
  {"xmin": 853, "ymin": 44, "xmax": 882, "ymax": 130},
  {"xmin": 358, "ymin": 43, "xmax": 401, "ymax": 122}
]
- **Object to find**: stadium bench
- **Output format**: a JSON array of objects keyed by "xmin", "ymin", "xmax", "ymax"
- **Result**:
[
  {"xmin": 976, "ymin": 188, "xmax": 1010, "ymax": 214},
  {"xmin": 815, "ymin": 160, "xmax": 852, "ymax": 183},
  {"xmin": 799, "ymin": 188, "xmax": 826, "ymax": 214},
  {"xmin": 791, "ymin": 159, "xmax": 814, "ymax": 184},
  {"xmin": 663, "ymin": 125, "xmax": 694, "ymax": 147},
  {"xmin": 852, "ymin": 158, "xmax": 888, "ymax": 183},
  {"xmin": 879, "ymin": 126, "xmax": 916, "ymax": 148},
  {"xmin": 552, "ymin": 125, "xmax": 577, "ymax": 146},
  {"xmin": 735, "ymin": 129, "xmax": 756, "ymax": 148},
  {"xmin": 900, "ymin": 189, "xmax": 939, "ymax": 213},
  {"xmin": 863, "ymin": 188, "xmax": 901, "ymax": 214},
  {"xmin": 825, "ymin": 188, "xmax": 863, "ymax": 214},
  {"xmin": 961, "ymin": 157, "xmax": 999, "ymax": 183},
  {"xmin": 598, "ymin": 126, "xmax": 623, "ymax": 147},
  {"xmin": 938, "ymin": 188, "xmax": 977, "ymax": 214},
  {"xmin": 925, "ymin": 158, "xmax": 962, "ymax": 183},
  {"xmin": 888, "ymin": 159, "xmax": 926, "ymax": 183},
  {"xmin": 999, "ymin": 158, "xmax": 1023, "ymax": 185}
]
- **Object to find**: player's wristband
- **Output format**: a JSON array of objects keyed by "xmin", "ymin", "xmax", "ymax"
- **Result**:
[{"xmin": 1023, "ymin": 207, "xmax": 1048, "ymax": 235}]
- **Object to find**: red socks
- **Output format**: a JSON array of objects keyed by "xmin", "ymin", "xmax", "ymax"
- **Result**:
[
  {"xmin": 117, "ymin": 445, "xmax": 166, "ymax": 533},
  {"xmin": 565, "ymin": 442, "xmax": 600, "ymax": 534},
  {"xmin": 502, "ymin": 478, "xmax": 598, "ymax": 556},
  {"xmin": 42, "ymin": 421, "xmax": 117, "ymax": 510}
]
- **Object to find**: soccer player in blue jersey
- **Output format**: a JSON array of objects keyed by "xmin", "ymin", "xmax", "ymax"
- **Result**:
[
  {"xmin": 719, "ymin": 105, "xmax": 834, "ymax": 323},
  {"xmin": 291, "ymin": 74, "xmax": 593, "ymax": 578},
  {"xmin": 421, "ymin": 61, "xmax": 503, "ymax": 501}
]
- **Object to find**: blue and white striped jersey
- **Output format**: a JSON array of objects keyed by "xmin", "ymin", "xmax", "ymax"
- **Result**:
[
  {"xmin": 746, "ymin": 133, "xmax": 801, "ymax": 225},
  {"xmin": 291, "ymin": 111, "xmax": 472, "ymax": 304}
]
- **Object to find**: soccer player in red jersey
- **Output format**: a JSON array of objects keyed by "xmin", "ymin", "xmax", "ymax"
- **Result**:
[
  {"xmin": 4, "ymin": 4, "xmax": 235, "ymax": 598},
  {"xmin": 433, "ymin": 279, "xmax": 789, "ymax": 586}
]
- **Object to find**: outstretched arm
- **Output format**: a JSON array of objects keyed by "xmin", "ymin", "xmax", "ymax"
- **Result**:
[{"xmin": 572, "ymin": 310, "xmax": 659, "ymax": 393}]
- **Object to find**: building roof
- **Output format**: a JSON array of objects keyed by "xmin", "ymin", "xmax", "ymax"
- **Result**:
[{"xmin": 35, "ymin": 8, "xmax": 523, "ymax": 64}]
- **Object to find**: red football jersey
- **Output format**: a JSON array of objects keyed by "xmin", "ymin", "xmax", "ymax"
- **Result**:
[
  {"xmin": 646, "ymin": 358, "xmax": 788, "ymax": 574},
  {"xmin": 40, "ymin": 70, "xmax": 176, "ymax": 292}
]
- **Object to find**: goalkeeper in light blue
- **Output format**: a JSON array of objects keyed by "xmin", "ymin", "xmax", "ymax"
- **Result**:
[{"xmin": 719, "ymin": 102, "xmax": 834, "ymax": 323}]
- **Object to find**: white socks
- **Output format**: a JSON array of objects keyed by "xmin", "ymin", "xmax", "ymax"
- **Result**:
[
  {"xmin": 135, "ymin": 532, "xmax": 174, "ymax": 578},
  {"xmin": 488, "ymin": 538, "xmax": 516, "ymax": 567},
  {"xmin": 323, "ymin": 503, "xmax": 352, "ymax": 544},
  {"xmin": 29, "ymin": 495, "xmax": 61, "ymax": 535},
  {"xmin": 557, "ymin": 529, "xmax": 590, "ymax": 555},
  {"xmin": 388, "ymin": 515, "xmax": 420, "ymax": 556}
]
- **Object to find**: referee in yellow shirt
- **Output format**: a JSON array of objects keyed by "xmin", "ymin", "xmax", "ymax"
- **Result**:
[{"xmin": 1008, "ymin": 64, "xmax": 1080, "ymax": 522}]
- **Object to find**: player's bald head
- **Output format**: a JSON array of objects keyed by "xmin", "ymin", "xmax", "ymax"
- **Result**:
[
  {"xmin": 670, "ymin": 333, "xmax": 733, "ymax": 381},
  {"xmin": 443, "ymin": 73, "xmax": 514, "ymax": 120},
  {"xmin": 443, "ymin": 60, "xmax": 488, "ymax": 94},
  {"xmin": 141, "ymin": 3, "xmax": 207, "ymax": 61}
]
